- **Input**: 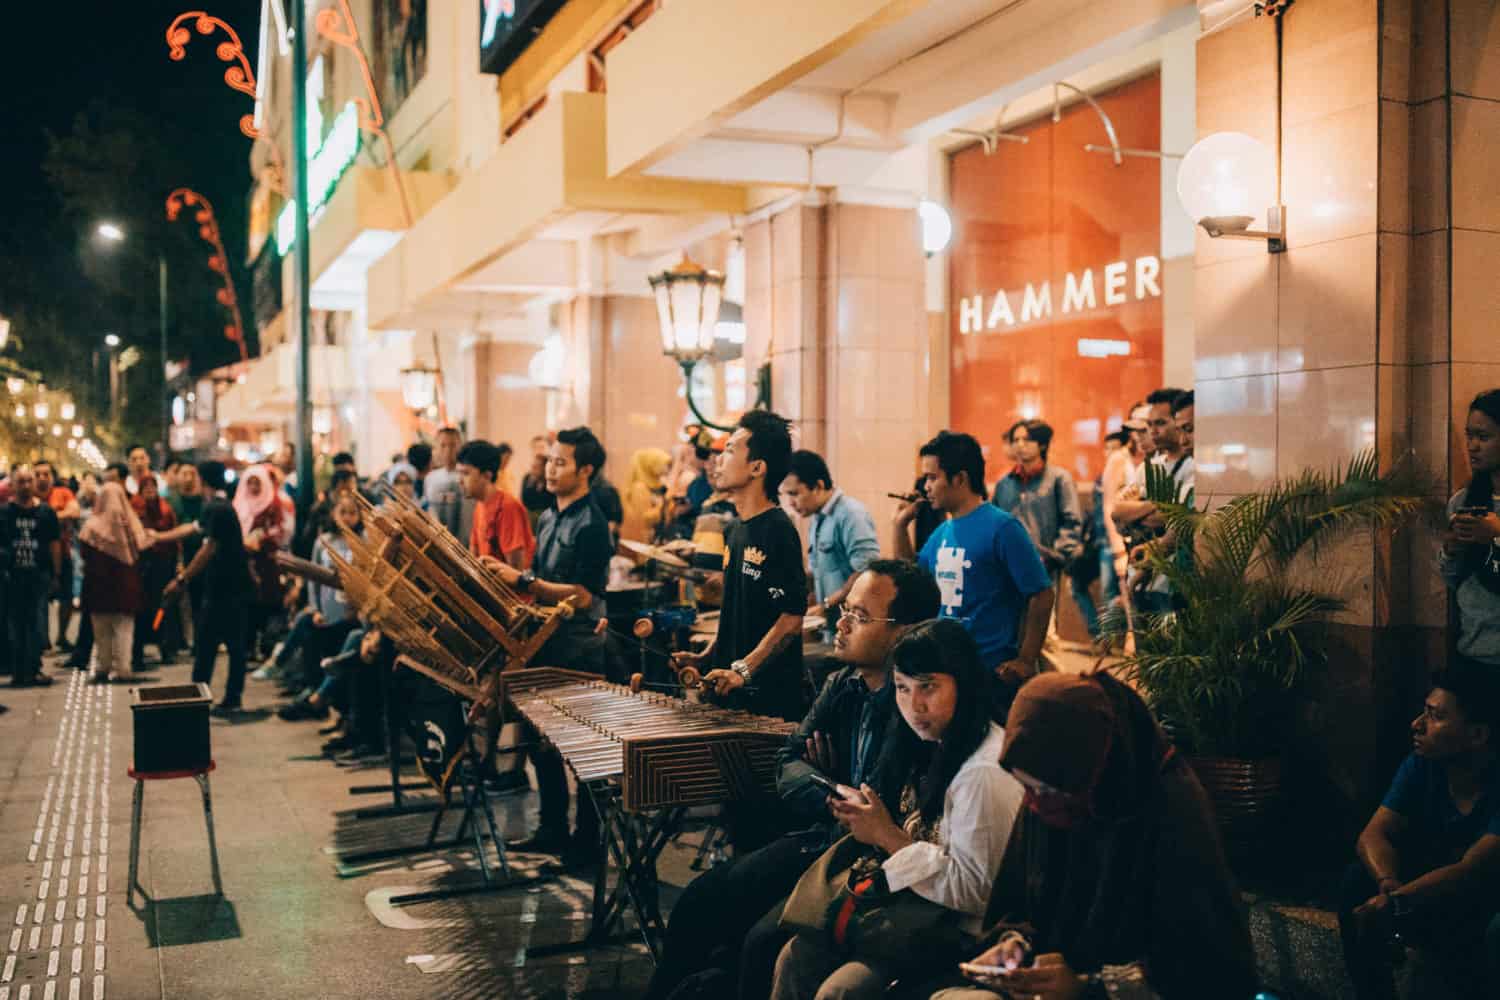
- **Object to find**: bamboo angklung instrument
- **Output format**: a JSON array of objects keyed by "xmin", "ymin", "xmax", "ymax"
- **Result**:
[{"xmin": 324, "ymin": 485, "xmax": 571, "ymax": 707}]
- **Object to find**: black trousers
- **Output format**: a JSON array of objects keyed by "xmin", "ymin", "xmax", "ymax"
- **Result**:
[
  {"xmin": 526, "ymin": 629, "xmax": 606, "ymax": 843},
  {"xmin": 1339, "ymin": 860, "xmax": 1500, "ymax": 999},
  {"xmin": 6, "ymin": 584, "xmax": 47, "ymax": 684},
  {"xmin": 645, "ymin": 828, "xmax": 829, "ymax": 1000},
  {"xmin": 192, "ymin": 602, "xmax": 249, "ymax": 706}
]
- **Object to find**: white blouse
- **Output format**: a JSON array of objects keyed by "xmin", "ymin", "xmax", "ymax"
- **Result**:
[{"xmin": 881, "ymin": 723, "xmax": 1022, "ymax": 933}]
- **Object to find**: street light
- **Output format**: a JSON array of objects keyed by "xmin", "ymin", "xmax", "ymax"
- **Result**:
[
  {"xmin": 399, "ymin": 363, "xmax": 438, "ymax": 414},
  {"xmin": 94, "ymin": 220, "xmax": 170, "ymax": 453},
  {"xmin": 0, "ymin": 315, "xmax": 10, "ymax": 352},
  {"xmin": 104, "ymin": 334, "xmax": 121, "ymax": 348},
  {"xmin": 648, "ymin": 255, "xmax": 772, "ymax": 430}
]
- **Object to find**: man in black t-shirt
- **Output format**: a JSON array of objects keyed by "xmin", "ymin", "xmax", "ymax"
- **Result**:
[
  {"xmin": 673, "ymin": 410, "xmax": 807, "ymax": 721},
  {"xmin": 161, "ymin": 461, "xmax": 255, "ymax": 715},
  {"xmin": 2, "ymin": 466, "xmax": 62, "ymax": 687},
  {"xmin": 483, "ymin": 427, "xmax": 614, "ymax": 863}
]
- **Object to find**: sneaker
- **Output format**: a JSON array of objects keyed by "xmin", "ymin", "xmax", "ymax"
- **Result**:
[
  {"xmin": 277, "ymin": 697, "xmax": 328, "ymax": 722},
  {"xmin": 321, "ymin": 736, "xmax": 358, "ymax": 755},
  {"xmin": 317, "ymin": 717, "xmax": 346, "ymax": 736},
  {"xmin": 30, "ymin": 674, "xmax": 55, "ymax": 687},
  {"xmin": 209, "ymin": 702, "xmax": 242, "ymax": 718},
  {"xmin": 87, "ymin": 674, "xmax": 108, "ymax": 686},
  {"xmin": 251, "ymin": 665, "xmax": 278, "ymax": 681}
]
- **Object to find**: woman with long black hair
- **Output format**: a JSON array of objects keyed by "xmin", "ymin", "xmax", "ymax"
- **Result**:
[
  {"xmin": 1442, "ymin": 389, "xmax": 1500, "ymax": 667},
  {"xmin": 770, "ymin": 619, "xmax": 1023, "ymax": 1000}
]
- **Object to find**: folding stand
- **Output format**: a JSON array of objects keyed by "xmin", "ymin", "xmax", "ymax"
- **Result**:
[{"xmin": 582, "ymin": 783, "xmax": 686, "ymax": 961}]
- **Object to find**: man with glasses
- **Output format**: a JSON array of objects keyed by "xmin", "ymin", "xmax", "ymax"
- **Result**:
[{"xmin": 645, "ymin": 559, "xmax": 942, "ymax": 1000}]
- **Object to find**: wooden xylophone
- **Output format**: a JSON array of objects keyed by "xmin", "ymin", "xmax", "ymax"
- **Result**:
[{"xmin": 501, "ymin": 668, "xmax": 794, "ymax": 812}]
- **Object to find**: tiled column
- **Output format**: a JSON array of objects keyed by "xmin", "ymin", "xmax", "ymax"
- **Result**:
[
  {"xmin": 466, "ymin": 339, "xmax": 548, "ymax": 446},
  {"xmin": 1386, "ymin": 0, "xmax": 1500, "ymax": 658},
  {"xmin": 1191, "ymin": 0, "xmax": 1468, "ymax": 827},
  {"xmin": 744, "ymin": 199, "xmax": 930, "ymax": 546}
]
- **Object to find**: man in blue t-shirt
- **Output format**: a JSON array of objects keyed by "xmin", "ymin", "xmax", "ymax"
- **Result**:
[
  {"xmin": 1339, "ymin": 662, "xmax": 1500, "ymax": 998},
  {"xmin": 894, "ymin": 430, "xmax": 1052, "ymax": 720}
]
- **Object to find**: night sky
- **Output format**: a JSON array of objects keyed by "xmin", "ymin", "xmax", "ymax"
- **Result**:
[{"xmin": 0, "ymin": 1, "xmax": 265, "ymax": 379}]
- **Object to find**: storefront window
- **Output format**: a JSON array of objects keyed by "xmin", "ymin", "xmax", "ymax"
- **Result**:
[{"xmin": 948, "ymin": 71, "xmax": 1164, "ymax": 484}]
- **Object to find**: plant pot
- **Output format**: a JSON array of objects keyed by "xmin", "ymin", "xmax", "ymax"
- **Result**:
[{"xmin": 1188, "ymin": 754, "xmax": 1283, "ymax": 849}]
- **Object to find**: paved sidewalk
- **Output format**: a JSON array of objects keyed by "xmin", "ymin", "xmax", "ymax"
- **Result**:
[{"xmin": 0, "ymin": 655, "xmax": 664, "ymax": 999}]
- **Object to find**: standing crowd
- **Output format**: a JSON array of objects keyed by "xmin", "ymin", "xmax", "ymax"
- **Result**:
[{"xmin": 0, "ymin": 381, "xmax": 1495, "ymax": 998}]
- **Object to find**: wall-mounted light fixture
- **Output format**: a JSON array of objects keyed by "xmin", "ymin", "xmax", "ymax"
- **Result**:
[
  {"xmin": 399, "ymin": 362, "xmax": 438, "ymax": 414},
  {"xmin": 919, "ymin": 200, "xmax": 954, "ymax": 257},
  {"xmin": 650, "ymin": 255, "xmax": 771, "ymax": 431},
  {"xmin": 528, "ymin": 334, "xmax": 567, "ymax": 391},
  {"xmin": 1176, "ymin": 132, "xmax": 1286, "ymax": 253}
]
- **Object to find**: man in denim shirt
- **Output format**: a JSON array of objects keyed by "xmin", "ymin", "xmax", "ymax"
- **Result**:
[
  {"xmin": 781, "ymin": 450, "xmax": 881, "ymax": 641},
  {"xmin": 645, "ymin": 560, "xmax": 941, "ymax": 1000}
]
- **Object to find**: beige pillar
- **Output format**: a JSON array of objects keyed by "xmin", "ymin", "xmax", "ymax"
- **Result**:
[
  {"xmin": 744, "ymin": 199, "xmax": 930, "ymax": 545},
  {"xmin": 1193, "ymin": 0, "xmax": 1500, "ymax": 815}
]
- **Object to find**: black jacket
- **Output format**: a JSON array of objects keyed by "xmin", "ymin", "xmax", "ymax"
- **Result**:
[{"xmin": 775, "ymin": 665, "xmax": 899, "ymax": 832}]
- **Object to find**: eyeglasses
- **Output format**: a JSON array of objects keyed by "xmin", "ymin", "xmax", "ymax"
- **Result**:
[{"xmin": 837, "ymin": 606, "xmax": 900, "ymax": 627}]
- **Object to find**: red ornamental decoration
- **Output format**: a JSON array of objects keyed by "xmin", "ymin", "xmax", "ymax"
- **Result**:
[
  {"xmin": 165, "ymin": 188, "xmax": 249, "ymax": 363},
  {"xmin": 315, "ymin": 0, "xmax": 414, "ymax": 227},
  {"xmin": 166, "ymin": 12, "xmax": 258, "ymax": 138}
]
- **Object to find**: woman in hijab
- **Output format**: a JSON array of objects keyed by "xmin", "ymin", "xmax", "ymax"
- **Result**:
[
  {"xmin": 934, "ymin": 671, "xmax": 1257, "ymax": 1000},
  {"xmin": 129, "ymin": 474, "xmax": 180, "ymax": 669},
  {"xmin": 622, "ymin": 448, "xmax": 673, "ymax": 543},
  {"xmin": 384, "ymin": 461, "xmax": 419, "ymax": 503},
  {"xmin": 78, "ymin": 483, "xmax": 148, "ymax": 684},
  {"xmin": 235, "ymin": 463, "xmax": 293, "ymax": 661}
]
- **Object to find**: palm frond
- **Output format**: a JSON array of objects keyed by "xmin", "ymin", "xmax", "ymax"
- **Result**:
[{"xmin": 1111, "ymin": 448, "xmax": 1427, "ymax": 758}]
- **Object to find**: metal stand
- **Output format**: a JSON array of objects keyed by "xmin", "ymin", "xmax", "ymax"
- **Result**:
[
  {"xmin": 375, "ymin": 742, "xmax": 552, "ymax": 906},
  {"xmin": 584, "ymin": 783, "xmax": 685, "ymax": 961},
  {"xmin": 127, "ymin": 764, "xmax": 224, "ymax": 905}
]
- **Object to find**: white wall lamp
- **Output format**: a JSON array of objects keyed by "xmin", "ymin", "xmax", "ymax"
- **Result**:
[
  {"xmin": 1176, "ymin": 131, "xmax": 1286, "ymax": 253},
  {"xmin": 919, "ymin": 200, "xmax": 953, "ymax": 257},
  {"xmin": 528, "ymin": 334, "xmax": 567, "ymax": 391},
  {"xmin": 399, "ymin": 362, "xmax": 438, "ymax": 414}
]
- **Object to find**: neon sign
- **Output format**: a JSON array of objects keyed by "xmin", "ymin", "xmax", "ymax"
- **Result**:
[{"xmin": 275, "ymin": 100, "xmax": 361, "ymax": 255}]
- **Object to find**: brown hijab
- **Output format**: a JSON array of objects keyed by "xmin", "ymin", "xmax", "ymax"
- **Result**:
[
  {"xmin": 78, "ymin": 482, "xmax": 150, "ymax": 567},
  {"xmin": 985, "ymin": 672, "xmax": 1259, "ymax": 998}
]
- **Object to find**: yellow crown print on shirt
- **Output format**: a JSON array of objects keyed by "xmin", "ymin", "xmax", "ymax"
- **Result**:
[{"xmin": 742, "ymin": 546, "xmax": 768, "ymax": 566}]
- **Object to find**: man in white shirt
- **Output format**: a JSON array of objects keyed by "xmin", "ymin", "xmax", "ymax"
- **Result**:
[{"xmin": 124, "ymin": 445, "xmax": 166, "ymax": 497}]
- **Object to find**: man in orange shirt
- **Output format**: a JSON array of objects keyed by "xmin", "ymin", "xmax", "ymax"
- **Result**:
[
  {"xmin": 34, "ymin": 461, "xmax": 81, "ymax": 651},
  {"xmin": 458, "ymin": 440, "xmax": 534, "ymax": 568}
]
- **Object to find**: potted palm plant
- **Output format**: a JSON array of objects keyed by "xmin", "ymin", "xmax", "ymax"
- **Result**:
[{"xmin": 1107, "ymin": 451, "xmax": 1429, "ymax": 846}]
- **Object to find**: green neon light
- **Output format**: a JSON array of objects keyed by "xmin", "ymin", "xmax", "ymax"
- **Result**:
[{"xmin": 275, "ymin": 100, "xmax": 362, "ymax": 256}]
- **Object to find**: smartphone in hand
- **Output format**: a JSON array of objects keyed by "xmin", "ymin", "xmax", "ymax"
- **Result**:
[{"xmin": 809, "ymin": 772, "xmax": 867, "ymax": 803}]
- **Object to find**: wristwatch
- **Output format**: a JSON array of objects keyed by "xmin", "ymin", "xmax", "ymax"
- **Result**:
[
  {"xmin": 730, "ymin": 660, "xmax": 753, "ymax": 683},
  {"xmin": 517, "ymin": 569, "xmax": 536, "ymax": 592}
]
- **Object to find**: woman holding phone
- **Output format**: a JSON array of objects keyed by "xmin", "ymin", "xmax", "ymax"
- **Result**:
[
  {"xmin": 769, "ymin": 619, "xmax": 1023, "ymax": 1000},
  {"xmin": 1442, "ymin": 389, "xmax": 1500, "ymax": 667},
  {"xmin": 934, "ymin": 672, "xmax": 1256, "ymax": 1000}
]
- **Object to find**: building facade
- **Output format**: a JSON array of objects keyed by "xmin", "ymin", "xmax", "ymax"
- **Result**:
[{"xmin": 233, "ymin": 0, "xmax": 1499, "ymax": 818}]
